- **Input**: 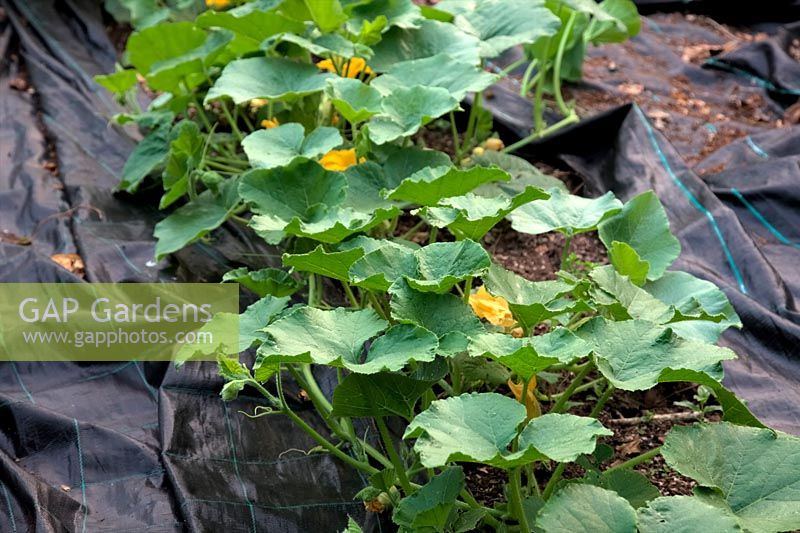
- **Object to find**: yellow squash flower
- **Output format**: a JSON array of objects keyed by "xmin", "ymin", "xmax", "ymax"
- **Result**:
[
  {"xmin": 468, "ymin": 286, "xmax": 516, "ymax": 328},
  {"xmin": 205, "ymin": 0, "xmax": 230, "ymax": 9},
  {"xmin": 317, "ymin": 57, "xmax": 373, "ymax": 79},
  {"xmin": 261, "ymin": 117, "xmax": 280, "ymax": 129},
  {"xmin": 319, "ymin": 149, "xmax": 364, "ymax": 171},
  {"xmin": 508, "ymin": 377, "xmax": 542, "ymax": 420}
]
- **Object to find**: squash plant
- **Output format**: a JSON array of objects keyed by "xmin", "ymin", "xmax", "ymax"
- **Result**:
[{"xmin": 97, "ymin": 0, "xmax": 800, "ymax": 531}]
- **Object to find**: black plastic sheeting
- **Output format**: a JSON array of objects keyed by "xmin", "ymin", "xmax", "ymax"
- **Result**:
[{"xmin": 0, "ymin": 0, "xmax": 799, "ymax": 531}]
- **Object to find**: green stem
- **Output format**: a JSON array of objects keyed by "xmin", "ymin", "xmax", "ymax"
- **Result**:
[
  {"xmin": 460, "ymin": 489, "xmax": 502, "ymax": 528},
  {"xmin": 542, "ymin": 463, "xmax": 566, "ymax": 500},
  {"xmin": 550, "ymin": 376, "xmax": 604, "ymax": 399},
  {"xmin": 460, "ymin": 92, "xmax": 482, "ymax": 154},
  {"xmin": 553, "ymin": 12, "xmax": 578, "ymax": 117},
  {"xmin": 376, "ymin": 417, "xmax": 413, "ymax": 494},
  {"xmin": 283, "ymin": 405, "xmax": 378, "ymax": 475},
  {"xmin": 205, "ymin": 160, "xmax": 247, "ymax": 173},
  {"xmin": 428, "ymin": 226, "xmax": 438, "ymax": 244},
  {"xmin": 463, "ymin": 277, "xmax": 473, "ymax": 304},
  {"xmin": 550, "ymin": 362, "xmax": 594, "ymax": 413},
  {"xmin": 532, "ymin": 62, "xmax": 548, "ymax": 134},
  {"xmin": 368, "ymin": 292, "xmax": 390, "ymax": 322},
  {"xmin": 606, "ymin": 447, "xmax": 662, "ymax": 473},
  {"xmin": 589, "ymin": 384, "xmax": 615, "ymax": 418},
  {"xmin": 220, "ymin": 101, "xmax": 244, "ymax": 142},
  {"xmin": 509, "ymin": 467, "xmax": 531, "ymax": 532},
  {"xmin": 449, "ymin": 110, "xmax": 461, "ymax": 159},
  {"xmin": 502, "ymin": 112, "xmax": 580, "ymax": 154},
  {"xmin": 308, "ymin": 275, "xmax": 317, "ymax": 308},
  {"xmin": 342, "ymin": 282, "xmax": 360, "ymax": 308},
  {"xmin": 499, "ymin": 57, "xmax": 526, "ymax": 76},
  {"xmin": 520, "ymin": 59, "xmax": 539, "ymax": 97},
  {"xmin": 400, "ymin": 220, "xmax": 426, "ymax": 240},
  {"xmin": 561, "ymin": 232, "xmax": 573, "ymax": 270}
]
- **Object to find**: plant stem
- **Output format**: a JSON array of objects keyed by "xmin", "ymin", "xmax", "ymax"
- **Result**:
[
  {"xmin": 550, "ymin": 362, "xmax": 594, "ymax": 413},
  {"xmin": 205, "ymin": 160, "xmax": 246, "ymax": 173},
  {"xmin": 560, "ymin": 232, "xmax": 573, "ymax": 270},
  {"xmin": 342, "ymin": 282, "xmax": 360, "ymax": 308},
  {"xmin": 520, "ymin": 59, "xmax": 539, "ymax": 97},
  {"xmin": 400, "ymin": 219, "xmax": 426, "ymax": 240},
  {"xmin": 499, "ymin": 58, "xmax": 527, "ymax": 76},
  {"xmin": 606, "ymin": 447, "xmax": 662, "ymax": 473},
  {"xmin": 552, "ymin": 12, "xmax": 578, "ymax": 117},
  {"xmin": 308, "ymin": 274, "xmax": 317, "ymax": 308},
  {"xmin": 449, "ymin": 110, "xmax": 461, "ymax": 159},
  {"xmin": 368, "ymin": 292, "xmax": 390, "ymax": 321},
  {"xmin": 542, "ymin": 463, "xmax": 566, "ymax": 500},
  {"xmin": 220, "ymin": 100, "xmax": 244, "ymax": 142},
  {"xmin": 428, "ymin": 226, "xmax": 438, "ymax": 244},
  {"xmin": 589, "ymin": 384, "xmax": 615, "ymax": 418},
  {"xmin": 502, "ymin": 112, "xmax": 580, "ymax": 154},
  {"xmin": 463, "ymin": 276, "xmax": 473, "ymax": 304},
  {"xmin": 283, "ymin": 405, "xmax": 379, "ymax": 475},
  {"xmin": 460, "ymin": 92, "xmax": 482, "ymax": 154},
  {"xmin": 509, "ymin": 467, "xmax": 531, "ymax": 532},
  {"xmin": 460, "ymin": 489, "xmax": 502, "ymax": 528},
  {"xmin": 376, "ymin": 417, "xmax": 413, "ymax": 494}
]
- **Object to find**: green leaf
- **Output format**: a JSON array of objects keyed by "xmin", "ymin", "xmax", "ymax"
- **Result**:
[
  {"xmin": 259, "ymin": 306, "xmax": 387, "ymax": 365},
  {"xmin": 346, "ymin": 0, "xmax": 422, "ymax": 33},
  {"xmin": 386, "ymin": 165, "xmax": 510, "ymax": 206},
  {"xmin": 195, "ymin": 8, "xmax": 303, "ymax": 56},
  {"xmin": 662, "ymin": 423, "xmax": 800, "ymax": 533},
  {"xmin": 518, "ymin": 413, "xmax": 612, "ymax": 463},
  {"xmin": 238, "ymin": 295, "xmax": 290, "ymax": 351},
  {"xmin": 509, "ymin": 188, "xmax": 622, "ymax": 235},
  {"xmin": 205, "ymin": 57, "xmax": 332, "ymax": 104},
  {"xmin": 643, "ymin": 271, "xmax": 741, "ymax": 342},
  {"xmin": 438, "ymin": 0, "xmax": 560, "ymax": 58},
  {"xmin": 119, "ymin": 125, "xmax": 171, "ymax": 192},
  {"xmin": 608, "ymin": 241, "xmax": 649, "ymax": 285},
  {"xmin": 241, "ymin": 123, "xmax": 343, "ymax": 169},
  {"xmin": 153, "ymin": 179, "xmax": 240, "ymax": 260},
  {"xmin": 381, "ymin": 147, "xmax": 453, "ymax": 189},
  {"xmin": 127, "ymin": 21, "xmax": 205, "ymax": 74},
  {"xmin": 587, "ymin": 0, "xmax": 641, "ymax": 44},
  {"xmin": 331, "ymin": 371, "xmax": 432, "ymax": 418},
  {"xmin": 161, "ymin": 120, "xmax": 203, "ymax": 208},
  {"xmin": 342, "ymin": 162, "xmax": 401, "ymax": 212},
  {"xmin": 128, "ymin": 23, "xmax": 232, "ymax": 92},
  {"xmin": 471, "ymin": 151, "xmax": 568, "ymax": 194},
  {"xmin": 593, "ymin": 469, "xmax": 661, "ymax": 509},
  {"xmin": 347, "ymin": 324, "xmax": 439, "ymax": 373},
  {"xmin": 287, "ymin": 0, "xmax": 347, "ymax": 33},
  {"xmin": 483, "ymin": 263, "xmax": 584, "ymax": 329},
  {"xmin": 419, "ymin": 186, "xmax": 549, "ymax": 240},
  {"xmin": 404, "ymin": 393, "xmax": 610, "ymax": 468},
  {"xmin": 353, "ymin": 240, "xmax": 490, "ymax": 293},
  {"xmin": 468, "ymin": 328, "xmax": 591, "ymax": 380},
  {"xmin": 240, "ymin": 159, "xmax": 396, "ymax": 243},
  {"xmin": 371, "ymin": 54, "xmax": 497, "ymax": 101},
  {"xmin": 95, "ymin": 69, "xmax": 138, "ymax": 94},
  {"xmin": 222, "ymin": 267, "xmax": 303, "ymax": 297},
  {"xmin": 341, "ymin": 516, "xmax": 364, "ymax": 533},
  {"xmin": 367, "ymin": 86, "xmax": 459, "ymax": 145},
  {"xmin": 326, "ymin": 78, "xmax": 382, "ymax": 123},
  {"xmin": 535, "ymin": 484, "xmax": 637, "ymax": 533},
  {"xmin": 598, "ymin": 191, "xmax": 680, "ymax": 281},
  {"xmin": 270, "ymin": 32, "xmax": 371, "ymax": 59},
  {"xmin": 577, "ymin": 318, "xmax": 736, "ymax": 391},
  {"xmin": 389, "ymin": 279, "xmax": 484, "ymax": 353},
  {"xmin": 369, "ymin": 19, "xmax": 481, "ymax": 71},
  {"xmin": 637, "ymin": 496, "xmax": 743, "ymax": 533},
  {"xmin": 590, "ymin": 265, "xmax": 675, "ymax": 323},
  {"xmin": 393, "ymin": 467, "xmax": 464, "ymax": 531},
  {"xmin": 283, "ymin": 245, "xmax": 364, "ymax": 281}
]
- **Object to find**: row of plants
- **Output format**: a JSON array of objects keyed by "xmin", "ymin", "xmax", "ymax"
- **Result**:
[{"xmin": 97, "ymin": 0, "xmax": 800, "ymax": 531}]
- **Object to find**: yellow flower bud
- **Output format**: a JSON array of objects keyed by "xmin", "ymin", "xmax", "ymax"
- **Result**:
[{"xmin": 483, "ymin": 137, "xmax": 505, "ymax": 151}]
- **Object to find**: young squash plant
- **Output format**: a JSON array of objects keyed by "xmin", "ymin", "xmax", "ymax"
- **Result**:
[{"xmin": 97, "ymin": 0, "xmax": 800, "ymax": 531}]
